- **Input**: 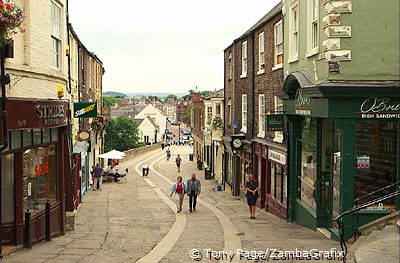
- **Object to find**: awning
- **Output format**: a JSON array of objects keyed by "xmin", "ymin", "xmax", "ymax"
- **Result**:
[{"xmin": 98, "ymin": 150, "xmax": 126, "ymax": 159}]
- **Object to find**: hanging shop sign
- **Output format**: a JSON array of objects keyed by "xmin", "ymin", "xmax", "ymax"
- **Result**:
[
  {"xmin": 74, "ymin": 102, "xmax": 98, "ymax": 118},
  {"xmin": 268, "ymin": 149, "xmax": 287, "ymax": 166},
  {"xmin": 266, "ymin": 114, "xmax": 284, "ymax": 131},
  {"xmin": 356, "ymin": 97, "xmax": 400, "ymax": 119},
  {"xmin": 356, "ymin": 156, "xmax": 370, "ymax": 169},
  {"xmin": 6, "ymin": 98, "xmax": 68, "ymax": 130}
]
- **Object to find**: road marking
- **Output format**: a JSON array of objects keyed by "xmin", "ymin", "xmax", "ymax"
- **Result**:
[
  {"xmin": 135, "ymin": 152, "xmax": 187, "ymax": 263},
  {"xmin": 150, "ymin": 155, "xmax": 242, "ymax": 261}
]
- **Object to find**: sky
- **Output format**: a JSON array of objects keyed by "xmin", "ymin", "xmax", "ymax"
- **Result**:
[{"xmin": 69, "ymin": 0, "xmax": 281, "ymax": 94}]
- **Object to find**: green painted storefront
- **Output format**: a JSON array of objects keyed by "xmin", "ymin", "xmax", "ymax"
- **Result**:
[{"xmin": 283, "ymin": 72, "xmax": 400, "ymax": 239}]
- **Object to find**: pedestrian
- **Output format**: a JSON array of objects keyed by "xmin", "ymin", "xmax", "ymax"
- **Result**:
[
  {"xmin": 186, "ymin": 173, "xmax": 201, "ymax": 213},
  {"xmin": 93, "ymin": 163, "xmax": 103, "ymax": 191},
  {"xmin": 170, "ymin": 176, "xmax": 186, "ymax": 213},
  {"xmin": 166, "ymin": 148, "xmax": 171, "ymax": 161},
  {"xmin": 244, "ymin": 174, "xmax": 259, "ymax": 219},
  {"xmin": 161, "ymin": 143, "xmax": 165, "ymax": 150},
  {"xmin": 175, "ymin": 154, "xmax": 182, "ymax": 172}
]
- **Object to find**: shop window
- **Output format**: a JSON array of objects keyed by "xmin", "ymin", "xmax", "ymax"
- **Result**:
[
  {"xmin": 23, "ymin": 129, "xmax": 33, "ymax": 148},
  {"xmin": 298, "ymin": 117, "xmax": 318, "ymax": 212},
  {"xmin": 1, "ymin": 154, "xmax": 14, "ymax": 223},
  {"xmin": 355, "ymin": 120, "xmax": 398, "ymax": 209},
  {"xmin": 11, "ymin": 130, "xmax": 22, "ymax": 150},
  {"xmin": 33, "ymin": 129, "xmax": 42, "ymax": 145},
  {"xmin": 23, "ymin": 145, "xmax": 58, "ymax": 214},
  {"xmin": 51, "ymin": 128, "xmax": 58, "ymax": 142},
  {"xmin": 43, "ymin": 128, "xmax": 51, "ymax": 144},
  {"xmin": 271, "ymin": 163, "xmax": 287, "ymax": 204},
  {"xmin": 332, "ymin": 128, "xmax": 342, "ymax": 218}
]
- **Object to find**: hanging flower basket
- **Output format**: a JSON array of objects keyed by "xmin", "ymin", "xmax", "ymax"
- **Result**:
[
  {"xmin": 91, "ymin": 120, "xmax": 102, "ymax": 131},
  {"xmin": 0, "ymin": 0, "xmax": 24, "ymax": 47},
  {"xmin": 211, "ymin": 116, "xmax": 223, "ymax": 130}
]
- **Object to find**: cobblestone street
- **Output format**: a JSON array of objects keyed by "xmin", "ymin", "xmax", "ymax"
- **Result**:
[{"xmin": 5, "ymin": 146, "xmax": 341, "ymax": 263}]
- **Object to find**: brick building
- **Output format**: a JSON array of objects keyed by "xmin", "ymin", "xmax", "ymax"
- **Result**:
[{"xmin": 191, "ymin": 93, "xmax": 204, "ymax": 167}]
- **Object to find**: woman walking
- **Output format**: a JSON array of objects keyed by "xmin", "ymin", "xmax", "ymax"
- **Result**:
[
  {"xmin": 170, "ymin": 176, "xmax": 186, "ymax": 213},
  {"xmin": 244, "ymin": 175, "xmax": 259, "ymax": 219}
]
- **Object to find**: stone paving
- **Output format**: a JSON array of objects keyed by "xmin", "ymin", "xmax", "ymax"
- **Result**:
[{"xmin": 5, "ymin": 145, "xmax": 342, "ymax": 263}]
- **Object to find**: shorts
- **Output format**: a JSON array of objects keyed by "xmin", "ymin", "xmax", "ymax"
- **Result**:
[{"xmin": 176, "ymin": 163, "xmax": 181, "ymax": 167}]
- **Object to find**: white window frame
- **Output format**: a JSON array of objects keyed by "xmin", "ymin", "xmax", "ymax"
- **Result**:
[
  {"xmin": 258, "ymin": 94, "xmax": 266, "ymax": 137},
  {"xmin": 51, "ymin": 2, "xmax": 62, "ymax": 70},
  {"xmin": 241, "ymin": 94, "xmax": 248, "ymax": 133},
  {"xmin": 288, "ymin": 1, "xmax": 299, "ymax": 63},
  {"xmin": 306, "ymin": 0, "xmax": 319, "ymax": 57},
  {"xmin": 257, "ymin": 32, "xmax": 265, "ymax": 74},
  {"xmin": 273, "ymin": 20, "xmax": 284, "ymax": 70},
  {"xmin": 228, "ymin": 52, "xmax": 233, "ymax": 80},
  {"xmin": 240, "ymin": 41, "xmax": 247, "ymax": 78},
  {"xmin": 207, "ymin": 106, "xmax": 213, "ymax": 125},
  {"xmin": 273, "ymin": 96, "xmax": 284, "ymax": 143}
]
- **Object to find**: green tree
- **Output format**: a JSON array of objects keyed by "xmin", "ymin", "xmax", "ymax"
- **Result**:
[
  {"xmin": 104, "ymin": 116, "xmax": 141, "ymax": 152},
  {"xmin": 103, "ymin": 96, "xmax": 122, "ymax": 107},
  {"xmin": 165, "ymin": 94, "xmax": 177, "ymax": 100},
  {"xmin": 184, "ymin": 104, "xmax": 192, "ymax": 124}
]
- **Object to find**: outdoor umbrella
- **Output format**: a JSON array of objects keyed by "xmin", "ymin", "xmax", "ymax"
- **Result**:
[{"xmin": 98, "ymin": 150, "xmax": 126, "ymax": 159}]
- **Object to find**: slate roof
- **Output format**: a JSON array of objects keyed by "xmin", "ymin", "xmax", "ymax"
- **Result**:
[{"xmin": 204, "ymin": 89, "xmax": 224, "ymax": 99}]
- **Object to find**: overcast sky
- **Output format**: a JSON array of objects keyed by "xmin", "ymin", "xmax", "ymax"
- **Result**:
[{"xmin": 69, "ymin": 0, "xmax": 281, "ymax": 94}]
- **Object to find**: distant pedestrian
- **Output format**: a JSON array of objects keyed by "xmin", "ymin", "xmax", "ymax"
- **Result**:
[
  {"xmin": 244, "ymin": 175, "xmax": 259, "ymax": 219},
  {"xmin": 175, "ymin": 154, "xmax": 182, "ymax": 172},
  {"xmin": 170, "ymin": 176, "xmax": 186, "ymax": 213},
  {"xmin": 186, "ymin": 173, "xmax": 201, "ymax": 213},
  {"xmin": 161, "ymin": 143, "xmax": 165, "ymax": 150},
  {"xmin": 166, "ymin": 148, "xmax": 171, "ymax": 161},
  {"xmin": 93, "ymin": 163, "xmax": 103, "ymax": 191}
]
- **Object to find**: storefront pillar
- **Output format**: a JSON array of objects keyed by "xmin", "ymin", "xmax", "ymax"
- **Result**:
[{"xmin": 14, "ymin": 152, "xmax": 23, "ymax": 245}]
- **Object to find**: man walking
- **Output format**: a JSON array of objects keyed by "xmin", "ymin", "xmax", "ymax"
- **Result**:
[
  {"xmin": 166, "ymin": 148, "xmax": 171, "ymax": 161},
  {"xmin": 175, "ymin": 154, "xmax": 182, "ymax": 172},
  {"xmin": 186, "ymin": 173, "xmax": 201, "ymax": 212},
  {"xmin": 93, "ymin": 163, "xmax": 103, "ymax": 191}
]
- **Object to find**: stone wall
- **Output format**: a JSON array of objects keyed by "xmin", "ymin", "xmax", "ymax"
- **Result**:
[{"xmin": 122, "ymin": 143, "xmax": 161, "ymax": 161}]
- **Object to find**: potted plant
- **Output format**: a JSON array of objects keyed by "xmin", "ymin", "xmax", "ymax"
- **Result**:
[
  {"xmin": 0, "ymin": 0, "xmax": 24, "ymax": 49},
  {"xmin": 211, "ymin": 116, "xmax": 223, "ymax": 130}
]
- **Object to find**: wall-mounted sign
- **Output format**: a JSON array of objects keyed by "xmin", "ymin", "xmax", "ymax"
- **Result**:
[
  {"xmin": 266, "ymin": 114, "xmax": 284, "ymax": 131},
  {"xmin": 356, "ymin": 156, "xmax": 370, "ymax": 169},
  {"xmin": 6, "ymin": 98, "xmax": 68, "ymax": 130},
  {"xmin": 295, "ymin": 89, "xmax": 312, "ymax": 115},
  {"xmin": 74, "ymin": 102, "xmax": 98, "ymax": 118},
  {"xmin": 78, "ymin": 131, "xmax": 90, "ymax": 140},
  {"xmin": 268, "ymin": 149, "xmax": 287, "ymax": 166},
  {"xmin": 357, "ymin": 97, "xmax": 400, "ymax": 119}
]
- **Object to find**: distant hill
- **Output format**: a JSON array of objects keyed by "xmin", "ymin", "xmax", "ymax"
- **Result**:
[
  {"xmin": 126, "ymin": 92, "xmax": 187, "ymax": 98},
  {"xmin": 103, "ymin": 91, "xmax": 127, "ymax": 97}
]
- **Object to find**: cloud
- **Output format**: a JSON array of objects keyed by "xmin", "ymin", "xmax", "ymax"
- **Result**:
[{"xmin": 69, "ymin": 0, "xmax": 281, "ymax": 93}]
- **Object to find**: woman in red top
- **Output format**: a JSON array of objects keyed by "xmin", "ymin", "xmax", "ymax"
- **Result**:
[{"xmin": 170, "ymin": 176, "xmax": 186, "ymax": 213}]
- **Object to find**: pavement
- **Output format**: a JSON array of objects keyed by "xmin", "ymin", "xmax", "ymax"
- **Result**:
[{"xmin": 5, "ymin": 145, "xmax": 342, "ymax": 263}]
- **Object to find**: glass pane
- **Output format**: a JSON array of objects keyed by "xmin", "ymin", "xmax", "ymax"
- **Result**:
[
  {"xmin": 23, "ymin": 129, "xmax": 32, "ymax": 148},
  {"xmin": 355, "ymin": 121, "xmax": 397, "ymax": 210},
  {"xmin": 1, "ymin": 154, "xmax": 14, "ymax": 223},
  {"xmin": 333, "ymin": 128, "xmax": 342, "ymax": 218},
  {"xmin": 51, "ymin": 128, "xmax": 58, "ymax": 142},
  {"xmin": 276, "ymin": 166, "xmax": 282, "ymax": 201},
  {"xmin": 11, "ymin": 131, "xmax": 22, "ymax": 150},
  {"xmin": 23, "ymin": 145, "xmax": 58, "ymax": 214},
  {"xmin": 282, "ymin": 168, "xmax": 288, "ymax": 205},
  {"xmin": 43, "ymin": 128, "xmax": 50, "ymax": 144},
  {"xmin": 33, "ymin": 129, "xmax": 42, "ymax": 145},
  {"xmin": 271, "ymin": 164, "xmax": 275, "ymax": 196},
  {"xmin": 299, "ymin": 117, "xmax": 318, "ymax": 212}
]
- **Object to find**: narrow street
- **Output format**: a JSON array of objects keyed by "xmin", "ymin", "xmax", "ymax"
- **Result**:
[{"xmin": 5, "ymin": 146, "xmax": 340, "ymax": 263}]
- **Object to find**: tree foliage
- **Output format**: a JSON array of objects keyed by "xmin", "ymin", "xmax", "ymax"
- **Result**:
[
  {"xmin": 103, "ymin": 96, "xmax": 122, "ymax": 107},
  {"xmin": 104, "ymin": 116, "xmax": 142, "ymax": 152},
  {"xmin": 165, "ymin": 94, "xmax": 177, "ymax": 100}
]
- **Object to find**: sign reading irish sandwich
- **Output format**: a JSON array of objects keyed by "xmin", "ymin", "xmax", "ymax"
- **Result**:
[
  {"xmin": 74, "ymin": 102, "xmax": 98, "ymax": 118},
  {"xmin": 357, "ymin": 97, "xmax": 400, "ymax": 119}
]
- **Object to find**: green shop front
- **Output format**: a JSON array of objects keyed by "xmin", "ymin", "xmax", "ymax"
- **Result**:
[{"xmin": 283, "ymin": 73, "xmax": 400, "ymax": 239}]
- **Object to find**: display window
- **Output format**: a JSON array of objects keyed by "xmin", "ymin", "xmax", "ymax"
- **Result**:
[
  {"xmin": 1, "ymin": 154, "xmax": 14, "ymax": 223},
  {"xmin": 271, "ymin": 163, "xmax": 287, "ymax": 204},
  {"xmin": 23, "ymin": 145, "xmax": 58, "ymax": 214},
  {"xmin": 355, "ymin": 120, "xmax": 398, "ymax": 210},
  {"xmin": 298, "ymin": 117, "xmax": 318, "ymax": 212}
]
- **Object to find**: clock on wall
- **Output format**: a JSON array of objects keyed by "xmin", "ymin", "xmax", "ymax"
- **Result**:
[{"xmin": 232, "ymin": 138, "xmax": 243, "ymax": 149}]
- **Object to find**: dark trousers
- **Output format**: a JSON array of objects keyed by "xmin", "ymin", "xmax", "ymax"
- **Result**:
[{"xmin": 189, "ymin": 192, "xmax": 197, "ymax": 210}]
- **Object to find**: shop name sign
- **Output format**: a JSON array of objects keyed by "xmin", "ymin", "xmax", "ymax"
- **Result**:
[
  {"xmin": 295, "ymin": 89, "xmax": 312, "ymax": 115},
  {"xmin": 268, "ymin": 150, "xmax": 286, "ymax": 166},
  {"xmin": 74, "ymin": 102, "xmax": 98, "ymax": 118},
  {"xmin": 36, "ymin": 105, "xmax": 66, "ymax": 126},
  {"xmin": 266, "ymin": 114, "xmax": 284, "ymax": 131},
  {"xmin": 358, "ymin": 97, "xmax": 400, "ymax": 119}
]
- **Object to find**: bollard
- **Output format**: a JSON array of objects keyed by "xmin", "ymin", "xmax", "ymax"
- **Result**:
[
  {"xmin": 45, "ymin": 200, "xmax": 51, "ymax": 241},
  {"xmin": 23, "ymin": 210, "xmax": 31, "ymax": 249}
]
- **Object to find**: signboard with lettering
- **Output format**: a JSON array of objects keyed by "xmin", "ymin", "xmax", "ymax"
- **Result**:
[
  {"xmin": 268, "ymin": 149, "xmax": 287, "ymax": 166},
  {"xmin": 6, "ymin": 98, "xmax": 69, "ymax": 130},
  {"xmin": 74, "ymin": 102, "xmax": 98, "ymax": 118},
  {"xmin": 266, "ymin": 114, "xmax": 284, "ymax": 131},
  {"xmin": 356, "ymin": 97, "xmax": 400, "ymax": 119},
  {"xmin": 294, "ymin": 89, "xmax": 312, "ymax": 115}
]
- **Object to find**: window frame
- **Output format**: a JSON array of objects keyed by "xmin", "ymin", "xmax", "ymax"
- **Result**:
[
  {"xmin": 274, "ymin": 96, "xmax": 284, "ymax": 142},
  {"xmin": 51, "ymin": 2, "xmax": 62, "ymax": 70},
  {"xmin": 306, "ymin": 0, "xmax": 319, "ymax": 57},
  {"xmin": 258, "ymin": 94, "xmax": 266, "ymax": 137},
  {"xmin": 241, "ymin": 94, "xmax": 248, "ymax": 133},
  {"xmin": 258, "ymin": 32, "xmax": 265, "ymax": 74},
  {"xmin": 273, "ymin": 20, "xmax": 284, "ymax": 70},
  {"xmin": 240, "ymin": 41, "xmax": 248, "ymax": 78},
  {"xmin": 288, "ymin": 2, "xmax": 299, "ymax": 63}
]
